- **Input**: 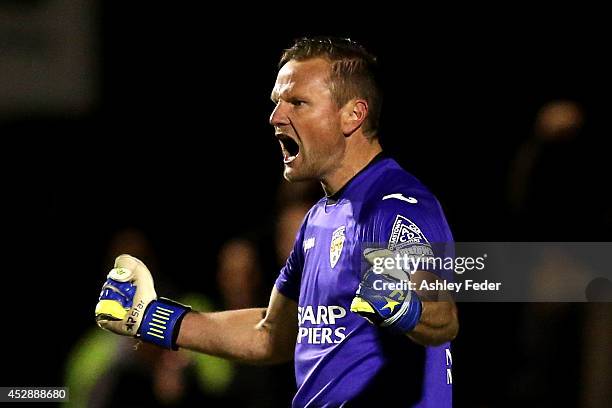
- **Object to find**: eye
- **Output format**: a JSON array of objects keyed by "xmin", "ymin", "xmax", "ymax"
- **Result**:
[{"xmin": 292, "ymin": 99, "xmax": 306, "ymax": 107}]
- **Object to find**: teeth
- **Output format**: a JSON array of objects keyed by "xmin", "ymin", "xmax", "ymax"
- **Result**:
[{"xmin": 279, "ymin": 139, "xmax": 298, "ymax": 164}]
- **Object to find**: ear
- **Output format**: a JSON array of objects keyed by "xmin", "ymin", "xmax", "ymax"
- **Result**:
[{"xmin": 341, "ymin": 99, "xmax": 368, "ymax": 136}]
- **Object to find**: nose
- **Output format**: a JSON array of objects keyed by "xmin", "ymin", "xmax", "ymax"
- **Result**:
[{"xmin": 269, "ymin": 101, "xmax": 290, "ymax": 127}]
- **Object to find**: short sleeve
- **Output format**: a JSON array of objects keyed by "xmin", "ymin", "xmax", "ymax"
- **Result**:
[
  {"xmin": 362, "ymin": 192, "xmax": 454, "ymax": 280},
  {"xmin": 274, "ymin": 216, "xmax": 307, "ymax": 301}
]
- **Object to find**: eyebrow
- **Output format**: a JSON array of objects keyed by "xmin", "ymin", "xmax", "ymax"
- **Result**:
[
  {"xmin": 270, "ymin": 83, "xmax": 299, "ymax": 103},
  {"xmin": 270, "ymin": 87, "xmax": 288, "ymax": 103}
]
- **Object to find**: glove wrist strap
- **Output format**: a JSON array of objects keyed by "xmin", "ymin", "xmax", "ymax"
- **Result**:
[{"xmin": 139, "ymin": 298, "xmax": 191, "ymax": 350}]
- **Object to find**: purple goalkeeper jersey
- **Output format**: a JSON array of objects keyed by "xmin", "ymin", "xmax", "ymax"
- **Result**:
[{"xmin": 276, "ymin": 156, "xmax": 454, "ymax": 407}]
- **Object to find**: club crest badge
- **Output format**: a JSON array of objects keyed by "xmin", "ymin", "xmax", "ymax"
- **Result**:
[
  {"xmin": 330, "ymin": 226, "xmax": 346, "ymax": 268},
  {"xmin": 388, "ymin": 215, "xmax": 429, "ymax": 250}
]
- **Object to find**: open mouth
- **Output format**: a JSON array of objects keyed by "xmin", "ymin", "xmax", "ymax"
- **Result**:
[{"xmin": 277, "ymin": 134, "xmax": 300, "ymax": 164}]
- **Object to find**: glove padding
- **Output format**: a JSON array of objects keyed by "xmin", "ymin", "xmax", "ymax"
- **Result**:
[
  {"xmin": 350, "ymin": 248, "xmax": 422, "ymax": 334},
  {"xmin": 95, "ymin": 254, "xmax": 157, "ymax": 336}
]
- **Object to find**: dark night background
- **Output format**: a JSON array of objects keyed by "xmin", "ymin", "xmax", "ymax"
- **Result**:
[{"xmin": 1, "ymin": 2, "xmax": 610, "ymax": 407}]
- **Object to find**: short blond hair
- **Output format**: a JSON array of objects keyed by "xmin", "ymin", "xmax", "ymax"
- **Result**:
[{"xmin": 279, "ymin": 37, "xmax": 382, "ymax": 137}]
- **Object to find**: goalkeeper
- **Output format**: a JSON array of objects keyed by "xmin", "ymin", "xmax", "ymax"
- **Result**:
[{"xmin": 96, "ymin": 37, "xmax": 458, "ymax": 407}]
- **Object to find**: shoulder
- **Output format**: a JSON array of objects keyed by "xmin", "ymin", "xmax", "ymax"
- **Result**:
[
  {"xmin": 294, "ymin": 197, "xmax": 328, "ymax": 238},
  {"xmin": 359, "ymin": 160, "xmax": 453, "ymax": 244},
  {"xmin": 302, "ymin": 197, "xmax": 327, "ymax": 223},
  {"xmin": 362, "ymin": 160, "xmax": 441, "ymax": 220}
]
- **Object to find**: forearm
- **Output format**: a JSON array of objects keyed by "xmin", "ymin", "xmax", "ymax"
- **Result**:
[
  {"xmin": 176, "ymin": 288, "xmax": 298, "ymax": 364},
  {"xmin": 401, "ymin": 271, "xmax": 459, "ymax": 346},
  {"xmin": 95, "ymin": 257, "xmax": 298, "ymax": 361},
  {"xmin": 408, "ymin": 300, "xmax": 458, "ymax": 346},
  {"xmin": 177, "ymin": 308, "xmax": 294, "ymax": 364}
]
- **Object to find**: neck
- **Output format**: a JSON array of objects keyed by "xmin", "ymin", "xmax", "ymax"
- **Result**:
[{"xmin": 321, "ymin": 137, "xmax": 383, "ymax": 196}]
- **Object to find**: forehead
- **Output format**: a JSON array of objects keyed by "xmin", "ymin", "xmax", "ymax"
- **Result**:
[{"xmin": 272, "ymin": 58, "xmax": 331, "ymax": 98}]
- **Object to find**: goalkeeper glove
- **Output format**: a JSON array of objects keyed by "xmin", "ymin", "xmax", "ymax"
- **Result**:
[
  {"xmin": 94, "ymin": 254, "xmax": 191, "ymax": 350},
  {"xmin": 350, "ymin": 248, "xmax": 422, "ymax": 334}
]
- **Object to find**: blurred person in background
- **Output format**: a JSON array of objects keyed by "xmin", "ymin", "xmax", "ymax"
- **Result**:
[
  {"xmin": 67, "ymin": 228, "xmax": 232, "ymax": 407},
  {"xmin": 508, "ymin": 99, "xmax": 585, "ymax": 221},
  {"xmin": 215, "ymin": 180, "xmax": 319, "ymax": 407},
  {"xmin": 506, "ymin": 99, "xmax": 612, "ymax": 407}
]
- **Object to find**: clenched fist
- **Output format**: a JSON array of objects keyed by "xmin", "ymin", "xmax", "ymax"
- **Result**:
[{"xmin": 95, "ymin": 254, "xmax": 190, "ymax": 349}]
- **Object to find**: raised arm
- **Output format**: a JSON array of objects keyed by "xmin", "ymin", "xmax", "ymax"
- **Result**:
[{"xmin": 95, "ymin": 255, "xmax": 297, "ymax": 365}]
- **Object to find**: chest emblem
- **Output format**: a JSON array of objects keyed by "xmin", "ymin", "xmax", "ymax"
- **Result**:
[{"xmin": 330, "ymin": 226, "xmax": 346, "ymax": 268}]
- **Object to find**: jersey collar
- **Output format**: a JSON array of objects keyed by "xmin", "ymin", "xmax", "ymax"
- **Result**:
[{"xmin": 326, "ymin": 152, "xmax": 386, "ymax": 205}]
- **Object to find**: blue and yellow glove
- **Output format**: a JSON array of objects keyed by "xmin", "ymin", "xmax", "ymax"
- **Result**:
[
  {"xmin": 95, "ymin": 254, "xmax": 191, "ymax": 350},
  {"xmin": 350, "ymin": 248, "xmax": 422, "ymax": 334}
]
